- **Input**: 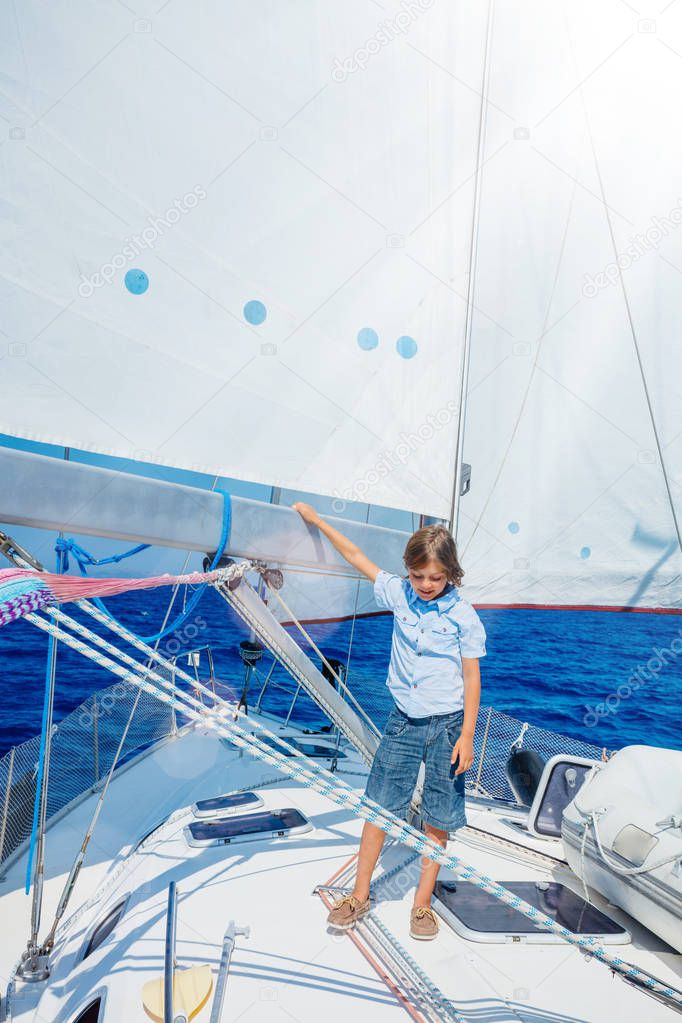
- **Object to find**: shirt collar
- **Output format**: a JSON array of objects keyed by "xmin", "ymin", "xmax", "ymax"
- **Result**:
[{"xmin": 406, "ymin": 580, "xmax": 460, "ymax": 615}]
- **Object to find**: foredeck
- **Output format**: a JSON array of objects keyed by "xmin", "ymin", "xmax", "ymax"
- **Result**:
[{"xmin": 2, "ymin": 713, "xmax": 680, "ymax": 1023}]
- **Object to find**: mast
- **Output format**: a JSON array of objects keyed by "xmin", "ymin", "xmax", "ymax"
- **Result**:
[{"xmin": 448, "ymin": 0, "xmax": 496, "ymax": 542}]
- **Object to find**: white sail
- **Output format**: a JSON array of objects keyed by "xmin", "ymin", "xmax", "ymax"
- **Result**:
[
  {"xmin": 1, "ymin": 2, "xmax": 681, "ymax": 606},
  {"xmin": 0, "ymin": 2, "xmax": 491, "ymax": 521},
  {"xmin": 458, "ymin": 3, "xmax": 682, "ymax": 608}
]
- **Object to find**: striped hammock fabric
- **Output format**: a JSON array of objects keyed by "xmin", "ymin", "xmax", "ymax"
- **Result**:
[{"xmin": 0, "ymin": 567, "xmax": 233, "ymax": 628}]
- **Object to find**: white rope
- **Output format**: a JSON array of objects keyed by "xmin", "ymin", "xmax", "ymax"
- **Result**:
[
  {"xmin": 21, "ymin": 608, "xmax": 682, "ymax": 1009},
  {"xmin": 588, "ymin": 811, "xmax": 682, "ymax": 878},
  {"xmin": 237, "ymin": 576, "xmax": 380, "ymax": 738},
  {"xmin": 511, "ymin": 722, "xmax": 529, "ymax": 749},
  {"xmin": 14, "ymin": 555, "xmax": 254, "ymax": 692},
  {"xmin": 41, "ymin": 546, "xmax": 235, "ymax": 945},
  {"xmin": 578, "ymin": 813, "xmax": 594, "ymax": 906},
  {"xmin": 214, "ymin": 581, "xmax": 379, "ymax": 764}
]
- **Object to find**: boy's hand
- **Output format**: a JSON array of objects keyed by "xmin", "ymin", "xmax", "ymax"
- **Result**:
[
  {"xmin": 292, "ymin": 501, "xmax": 320, "ymax": 526},
  {"xmin": 451, "ymin": 733, "xmax": 474, "ymax": 775}
]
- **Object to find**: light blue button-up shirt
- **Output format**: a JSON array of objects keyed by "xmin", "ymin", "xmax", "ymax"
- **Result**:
[{"xmin": 374, "ymin": 569, "xmax": 486, "ymax": 717}]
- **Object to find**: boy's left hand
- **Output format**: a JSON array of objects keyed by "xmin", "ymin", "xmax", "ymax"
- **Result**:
[{"xmin": 451, "ymin": 734, "xmax": 474, "ymax": 775}]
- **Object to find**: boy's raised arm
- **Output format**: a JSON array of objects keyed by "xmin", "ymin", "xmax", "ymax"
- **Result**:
[{"xmin": 292, "ymin": 502, "xmax": 380, "ymax": 583}]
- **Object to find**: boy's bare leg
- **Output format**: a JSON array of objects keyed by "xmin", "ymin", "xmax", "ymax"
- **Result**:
[
  {"xmin": 413, "ymin": 823, "xmax": 447, "ymax": 907},
  {"xmin": 351, "ymin": 821, "xmax": 386, "ymax": 901}
]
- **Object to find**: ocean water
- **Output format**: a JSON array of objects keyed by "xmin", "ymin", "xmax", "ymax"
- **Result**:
[{"xmin": 0, "ymin": 585, "xmax": 679, "ymax": 759}]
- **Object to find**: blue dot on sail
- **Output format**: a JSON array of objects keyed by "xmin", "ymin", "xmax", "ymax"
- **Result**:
[
  {"xmin": 580, "ymin": 546, "xmax": 591, "ymax": 559},
  {"xmin": 125, "ymin": 269, "xmax": 149, "ymax": 294},
  {"xmin": 357, "ymin": 327, "xmax": 378, "ymax": 351},
  {"xmin": 396, "ymin": 335, "xmax": 417, "ymax": 359},
  {"xmin": 508, "ymin": 521, "xmax": 520, "ymax": 534},
  {"xmin": 244, "ymin": 300, "xmax": 267, "ymax": 325}
]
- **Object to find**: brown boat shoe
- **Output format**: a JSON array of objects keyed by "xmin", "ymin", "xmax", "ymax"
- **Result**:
[
  {"xmin": 327, "ymin": 893, "xmax": 371, "ymax": 930},
  {"xmin": 410, "ymin": 904, "xmax": 439, "ymax": 940}
]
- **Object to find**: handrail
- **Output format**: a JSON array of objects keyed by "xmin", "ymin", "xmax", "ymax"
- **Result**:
[{"xmin": 164, "ymin": 881, "xmax": 178, "ymax": 1023}]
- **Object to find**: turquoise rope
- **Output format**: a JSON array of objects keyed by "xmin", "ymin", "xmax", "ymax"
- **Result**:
[{"xmin": 54, "ymin": 491, "xmax": 232, "ymax": 644}]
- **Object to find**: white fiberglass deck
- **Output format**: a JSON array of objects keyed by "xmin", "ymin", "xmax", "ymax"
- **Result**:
[{"xmin": 1, "ymin": 713, "xmax": 680, "ymax": 1023}]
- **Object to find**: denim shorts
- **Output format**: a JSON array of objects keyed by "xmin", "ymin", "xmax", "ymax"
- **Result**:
[{"xmin": 364, "ymin": 705, "xmax": 467, "ymax": 833}]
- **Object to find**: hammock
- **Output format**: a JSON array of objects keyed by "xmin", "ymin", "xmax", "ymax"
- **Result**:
[{"xmin": 0, "ymin": 566, "xmax": 237, "ymax": 628}]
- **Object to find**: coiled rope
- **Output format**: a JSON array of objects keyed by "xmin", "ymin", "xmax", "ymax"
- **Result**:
[{"xmin": 53, "ymin": 489, "xmax": 232, "ymax": 643}]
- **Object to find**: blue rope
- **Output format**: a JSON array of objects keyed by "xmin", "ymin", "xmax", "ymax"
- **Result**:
[
  {"xmin": 25, "ymin": 544, "xmax": 65, "ymax": 894},
  {"xmin": 55, "ymin": 540, "xmax": 151, "ymax": 570},
  {"xmin": 54, "ymin": 490, "xmax": 232, "ymax": 644}
]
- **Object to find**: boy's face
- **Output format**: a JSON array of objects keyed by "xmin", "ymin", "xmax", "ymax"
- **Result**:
[{"xmin": 408, "ymin": 559, "xmax": 449, "ymax": 600}]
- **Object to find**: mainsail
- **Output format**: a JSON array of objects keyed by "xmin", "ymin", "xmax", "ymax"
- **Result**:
[
  {"xmin": 1, "ymin": 3, "xmax": 681, "ymax": 608},
  {"xmin": 0, "ymin": 4, "xmax": 490, "ymax": 521}
]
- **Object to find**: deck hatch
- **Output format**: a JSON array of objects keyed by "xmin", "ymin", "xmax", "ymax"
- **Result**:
[
  {"xmin": 185, "ymin": 807, "xmax": 311, "ymax": 847},
  {"xmin": 71, "ymin": 998, "xmax": 102, "ymax": 1023},
  {"xmin": 434, "ymin": 879, "xmax": 629, "ymax": 944},
  {"xmin": 291, "ymin": 740, "xmax": 347, "ymax": 759},
  {"xmin": 192, "ymin": 791, "xmax": 263, "ymax": 817},
  {"xmin": 220, "ymin": 734, "xmax": 347, "ymax": 759},
  {"xmin": 82, "ymin": 898, "xmax": 127, "ymax": 960}
]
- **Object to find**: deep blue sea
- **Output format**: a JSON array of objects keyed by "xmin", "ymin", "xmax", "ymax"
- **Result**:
[{"xmin": 0, "ymin": 586, "xmax": 680, "ymax": 759}]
